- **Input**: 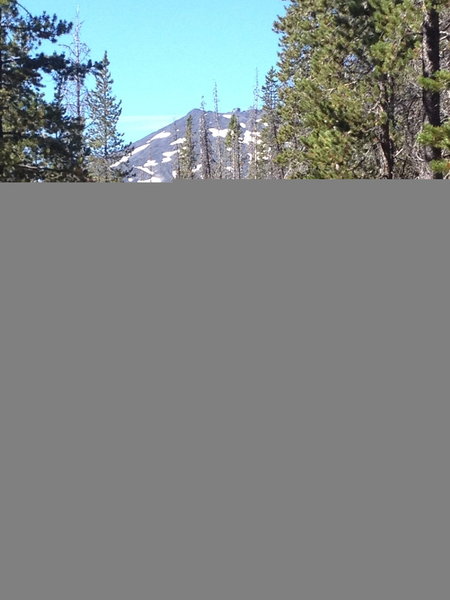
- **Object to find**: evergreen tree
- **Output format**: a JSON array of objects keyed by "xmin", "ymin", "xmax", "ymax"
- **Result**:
[
  {"xmin": 225, "ymin": 112, "xmax": 243, "ymax": 179},
  {"xmin": 199, "ymin": 97, "xmax": 213, "ymax": 179},
  {"xmin": 247, "ymin": 69, "xmax": 261, "ymax": 179},
  {"xmin": 0, "ymin": 0, "xmax": 90, "ymax": 181},
  {"xmin": 212, "ymin": 81, "xmax": 224, "ymax": 179},
  {"xmin": 172, "ymin": 119, "xmax": 182, "ymax": 179},
  {"xmin": 86, "ymin": 51, "xmax": 131, "ymax": 182},
  {"xmin": 179, "ymin": 114, "xmax": 196, "ymax": 178},
  {"xmin": 417, "ymin": 1, "xmax": 450, "ymax": 177},
  {"xmin": 273, "ymin": 1, "xmax": 423, "ymax": 178},
  {"xmin": 259, "ymin": 67, "xmax": 285, "ymax": 179},
  {"xmin": 274, "ymin": 0, "xmax": 372, "ymax": 178}
]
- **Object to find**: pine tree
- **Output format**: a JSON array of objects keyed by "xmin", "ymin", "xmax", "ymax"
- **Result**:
[
  {"xmin": 199, "ymin": 97, "xmax": 213, "ymax": 179},
  {"xmin": 225, "ymin": 112, "xmax": 243, "ymax": 179},
  {"xmin": 86, "ymin": 51, "xmax": 130, "ymax": 182},
  {"xmin": 172, "ymin": 119, "xmax": 182, "ymax": 180},
  {"xmin": 274, "ymin": 0, "xmax": 423, "ymax": 179},
  {"xmin": 179, "ymin": 114, "xmax": 196, "ymax": 178},
  {"xmin": 212, "ymin": 82, "xmax": 224, "ymax": 179},
  {"xmin": 0, "ymin": 0, "xmax": 90, "ymax": 181},
  {"xmin": 274, "ymin": 1, "xmax": 372, "ymax": 178},
  {"xmin": 259, "ymin": 67, "xmax": 285, "ymax": 179},
  {"xmin": 417, "ymin": 1, "xmax": 450, "ymax": 177},
  {"xmin": 247, "ymin": 69, "xmax": 261, "ymax": 179}
]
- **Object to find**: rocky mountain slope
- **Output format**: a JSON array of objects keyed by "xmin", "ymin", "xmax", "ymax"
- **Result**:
[{"xmin": 117, "ymin": 108, "xmax": 263, "ymax": 182}]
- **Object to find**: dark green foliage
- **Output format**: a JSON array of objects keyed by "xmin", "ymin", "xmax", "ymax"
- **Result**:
[
  {"xmin": 259, "ymin": 67, "xmax": 285, "ymax": 179},
  {"xmin": 179, "ymin": 114, "xmax": 196, "ymax": 178},
  {"xmin": 172, "ymin": 120, "xmax": 182, "ymax": 180},
  {"xmin": 225, "ymin": 112, "xmax": 244, "ymax": 179},
  {"xmin": 0, "ymin": 0, "xmax": 90, "ymax": 181},
  {"xmin": 212, "ymin": 82, "xmax": 225, "ymax": 179},
  {"xmin": 86, "ymin": 51, "xmax": 131, "ymax": 182},
  {"xmin": 272, "ymin": 0, "xmax": 431, "ymax": 178},
  {"xmin": 199, "ymin": 98, "xmax": 213, "ymax": 179},
  {"xmin": 417, "ymin": 2, "xmax": 450, "ymax": 177}
]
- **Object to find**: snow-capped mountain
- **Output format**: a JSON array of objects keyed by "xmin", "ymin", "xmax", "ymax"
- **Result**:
[{"xmin": 120, "ymin": 108, "xmax": 263, "ymax": 182}]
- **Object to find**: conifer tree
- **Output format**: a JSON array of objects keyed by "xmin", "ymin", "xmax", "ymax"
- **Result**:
[
  {"xmin": 417, "ymin": 1, "xmax": 450, "ymax": 177},
  {"xmin": 199, "ymin": 97, "xmax": 213, "ymax": 179},
  {"xmin": 179, "ymin": 114, "xmax": 196, "ymax": 178},
  {"xmin": 0, "ymin": 0, "xmax": 90, "ymax": 181},
  {"xmin": 247, "ymin": 69, "xmax": 261, "ymax": 179},
  {"xmin": 225, "ymin": 112, "xmax": 243, "ymax": 179},
  {"xmin": 212, "ymin": 82, "xmax": 225, "ymax": 179},
  {"xmin": 86, "ymin": 51, "xmax": 130, "ymax": 182},
  {"xmin": 259, "ymin": 67, "xmax": 285, "ymax": 179},
  {"xmin": 274, "ymin": 0, "xmax": 423, "ymax": 178},
  {"xmin": 172, "ymin": 120, "xmax": 182, "ymax": 179}
]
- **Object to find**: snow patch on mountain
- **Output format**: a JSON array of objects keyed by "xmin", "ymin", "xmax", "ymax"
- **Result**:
[
  {"xmin": 243, "ymin": 130, "xmax": 261, "ymax": 145},
  {"xmin": 113, "ymin": 141, "xmax": 152, "ymax": 167},
  {"xmin": 209, "ymin": 127, "xmax": 228, "ymax": 138},
  {"xmin": 135, "ymin": 166, "xmax": 154, "ymax": 176},
  {"xmin": 170, "ymin": 138, "xmax": 185, "ymax": 145},
  {"xmin": 151, "ymin": 131, "xmax": 171, "ymax": 141},
  {"xmin": 162, "ymin": 150, "xmax": 178, "ymax": 163},
  {"xmin": 144, "ymin": 159, "xmax": 158, "ymax": 167}
]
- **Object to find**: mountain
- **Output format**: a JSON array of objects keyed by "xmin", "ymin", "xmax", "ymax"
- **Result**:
[{"xmin": 117, "ymin": 108, "xmax": 263, "ymax": 182}]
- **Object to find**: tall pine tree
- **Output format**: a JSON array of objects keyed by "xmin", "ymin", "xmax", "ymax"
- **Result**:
[
  {"xmin": 225, "ymin": 112, "xmax": 244, "ymax": 179},
  {"xmin": 0, "ymin": 0, "xmax": 90, "ymax": 181},
  {"xmin": 274, "ymin": 1, "xmax": 423, "ymax": 178},
  {"xmin": 247, "ymin": 69, "xmax": 261, "ymax": 179},
  {"xmin": 199, "ymin": 98, "xmax": 213, "ymax": 179},
  {"xmin": 417, "ymin": 1, "xmax": 450, "ymax": 177},
  {"xmin": 86, "ymin": 51, "xmax": 130, "ymax": 182},
  {"xmin": 179, "ymin": 114, "xmax": 196, "ymax": 178},
  {"xmin": 172, "ymin": 119, "xmax": 182, "ymax": 179},
  {"xmin": 212, "ymin": 81, "xmax": 225, "ymax": 179},
  {"xmin": 259, "ymin": 67, "xmax": 285, "ymax": 179}
]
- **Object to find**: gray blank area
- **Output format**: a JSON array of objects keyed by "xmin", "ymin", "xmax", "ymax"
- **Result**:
[{"xmin": 0, "ymin": 185, "xmax": 448, "ymax": 600}]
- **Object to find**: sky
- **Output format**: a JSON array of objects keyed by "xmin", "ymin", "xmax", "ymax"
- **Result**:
[{"xmin": 32, "ymin": 0, "xmax": 285, "ymax": 143}]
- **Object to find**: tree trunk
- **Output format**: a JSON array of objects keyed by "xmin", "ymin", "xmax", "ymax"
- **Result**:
[
  {"xmin": 380, "ymin": 81, "xmax": 395, "ymax": 179},
  {"xmin": 422, "ymin": 6, "xmax": 442, "ymax": 178},
  {"xmin": 0, "ymin": 8, "xmax": 4, "ymax": 143}
]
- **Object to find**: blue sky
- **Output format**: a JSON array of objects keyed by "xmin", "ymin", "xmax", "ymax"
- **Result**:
[{"xmin": 32, "ymin": 0, "xmax": 284, "ymax": 143}]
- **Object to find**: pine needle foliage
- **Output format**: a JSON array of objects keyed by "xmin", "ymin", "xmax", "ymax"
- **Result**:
[
  {"xmin": 273, "ymin": 0, "xmax": 426, "ymax": 178},
  {"xmin": 225, "ymin": 112, "xmax": 244, "ymax": 179},
  {"xmin": 179, "ymin": 114, "xmax": 196, "ymax": 179},
  {"xmin": 199, "ymin": 98, "xmax": 213, "ymax": 179},
  {"xmin": 0, "ymin": 0, "xmax": 90, "ymax": 181},
  {"xmin": 259, "ymin": 67, "xmax": 285, "ymax": 179},
  {"xmin": 86, "ymin": 51, "xmax": 131, "ymax": 182}
]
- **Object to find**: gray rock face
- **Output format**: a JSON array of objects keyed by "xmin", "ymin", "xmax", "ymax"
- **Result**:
[{"xmin": 122, "ymin": 108, "xmax": 263, "ymax": 182}]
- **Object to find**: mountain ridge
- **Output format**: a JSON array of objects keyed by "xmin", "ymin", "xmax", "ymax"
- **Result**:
[{"xmin": 120, "ymin": 107, "xmax": 263, "ymax": 182}]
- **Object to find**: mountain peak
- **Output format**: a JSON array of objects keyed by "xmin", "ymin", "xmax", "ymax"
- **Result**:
[{"xmin": 123, "ymin": 107, "xmax": 262, "ymax": 182}]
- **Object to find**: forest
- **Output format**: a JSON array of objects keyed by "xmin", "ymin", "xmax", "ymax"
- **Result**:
[{"xmin": 1, "ymin": 0, "xmax": 450, "ymax": 180}]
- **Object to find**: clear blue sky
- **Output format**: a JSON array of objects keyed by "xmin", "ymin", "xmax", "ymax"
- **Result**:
[{"xmin": 32, "ymin": 0, "xmax": 284, "ymax": 143}]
